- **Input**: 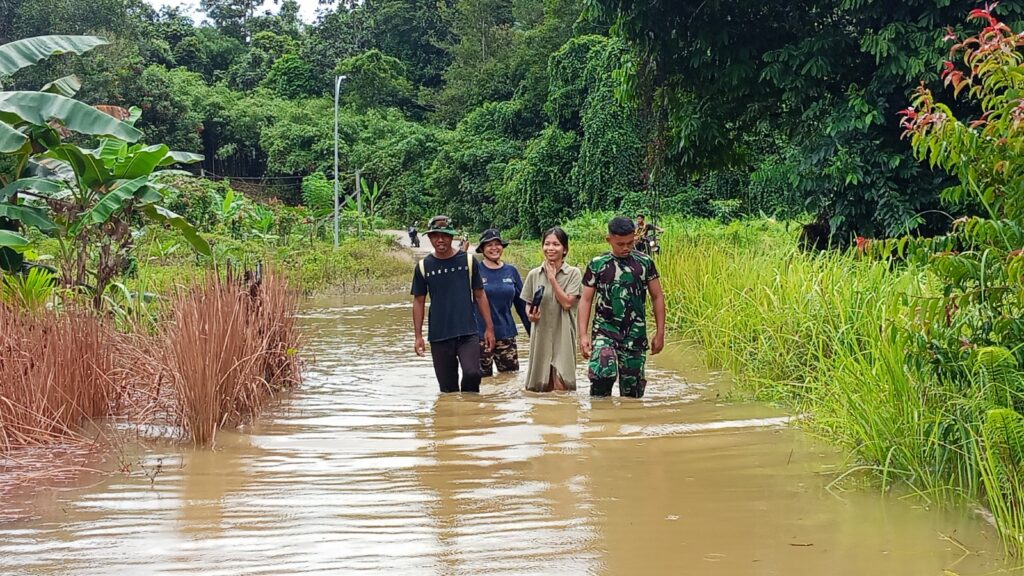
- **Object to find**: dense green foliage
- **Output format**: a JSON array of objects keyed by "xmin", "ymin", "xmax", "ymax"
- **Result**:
[
  {"xmin": 1, "ymin": 0, "xmax": 830, "ymax": 235},
  {"xmin": 586, "ymin": 0, "xmax": 1024, "ymax": 238},
  {"xmin": 12, "ymin": 0, "xmax": 1019, "ymax": 237},
  {"xmin": 16, "ymin": 0, "xmax": 998, "ymax": 238}
]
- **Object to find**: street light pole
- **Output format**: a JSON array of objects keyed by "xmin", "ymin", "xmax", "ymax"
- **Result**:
[
  {"xmin": 355, "ymin": 168, "xmax": 362, "ymax": 238},
  {"xmin": 333, "ymin": 74, "xmax": 347, "ymax": 248}
]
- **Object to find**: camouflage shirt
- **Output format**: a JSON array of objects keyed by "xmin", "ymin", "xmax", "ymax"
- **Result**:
[{"xmin": 582, "ymin": 251, "xmax": 659, "ymax": 351}]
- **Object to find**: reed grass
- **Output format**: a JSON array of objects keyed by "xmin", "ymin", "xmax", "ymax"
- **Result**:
[
  {"xmin": 164, "ymin": 269, "xmax": 300, "ymax": 445},
  {"xmin": 0, "ymin": 306, "xmax": 119, "ymax": 452},
  {"xmin": 0, "ymin": 267, "xmax": 301, "ymax": 453}
]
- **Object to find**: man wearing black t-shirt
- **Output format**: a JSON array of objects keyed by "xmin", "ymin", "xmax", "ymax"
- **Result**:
[{"xmin": 412, "ymin": 215, "xmax": 496, "ymax": 393}]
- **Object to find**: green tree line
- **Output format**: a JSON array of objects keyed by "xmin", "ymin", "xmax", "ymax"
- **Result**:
[{"xmin": 4, "ymin": 0, "xmax": 1021, "ymax": 237}]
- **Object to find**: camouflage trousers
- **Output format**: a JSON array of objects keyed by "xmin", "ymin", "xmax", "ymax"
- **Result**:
[
  {"xmin": 480, "ymin": 337, "xmax": 520, "ymax": 376},
  {"xmin": 588, "ymin": 336, "xmax": 647, "ymax": 398}
]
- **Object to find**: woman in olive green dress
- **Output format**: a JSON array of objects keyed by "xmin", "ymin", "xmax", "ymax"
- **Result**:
[{"xmin": 521, "ymin": 227, "xmax": 582, "ymax": 392}]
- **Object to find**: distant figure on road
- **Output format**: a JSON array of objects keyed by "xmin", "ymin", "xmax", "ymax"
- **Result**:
[
  {"xmin": 475, "ymin": 228, "xmax": 530, "ymax": 376},
  {"xmin": 579, "ymin": 215, "xmax": 666, "ymax": 398},
  {"xmin": 411, "ymin": 215, "xmax": 495, "ymax": 393},
  {"xmin": 633, "ymin": 214, "xmax": 663, "ymax": 254},
  {"xmin": 408, "ymin": 223, "xmax": 420, "ymax": 248}
]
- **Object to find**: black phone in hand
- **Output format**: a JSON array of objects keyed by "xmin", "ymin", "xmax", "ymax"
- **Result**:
[{"xmin": 530, "ymin": 286, "xmax": 544, "ymax": 309}]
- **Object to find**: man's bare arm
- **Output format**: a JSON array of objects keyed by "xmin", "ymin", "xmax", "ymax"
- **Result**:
[
  {"xmin": 413, "ymin": 295, "xmax": 427, "ymax": 356},
  {"xmin": 578, "ymin": 285, "xmax": 596, "ymax": 357}
]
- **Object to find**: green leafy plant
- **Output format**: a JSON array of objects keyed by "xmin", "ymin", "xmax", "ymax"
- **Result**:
[
  {"xmin": 0, "ymin": 35, "xmax": 144, "ymax": 268},
  {"xmin": 10, "ymin": 138, "xmax": 211, "ymax": 307},
  {"xmin": 301, "ymin": 172, "xmax": 333, "ymax": 217},
  {"xmin": 247, "ymin": 203, "xmax": 280, "ymax": 243},
  {"xmin": 212, "ymin": 185, "xmax": 245, "ymax": 228},
  {"xmin": 0, "ymin": 35, "xmax": 210, "ymax": 306},
  {"xmin": 0, "ymin": 266, "xmax": 56, "ymax": 312},
  {"xmin": 894, "ymin": 7, "xmax": 1024, "ymax": 547},
  {"xmin": 897, "ymin": 6, "xmax": 1024, "ymax": 369},
  {"xmin": 148, "ymin": 237, "xmax": 180, "ymax": 265},
  {"xmin": 102, "ymin": 280, "xmax": 161, "ymax": 332},
  {"xmin": 359, "ymin": 176, "xmax": 387, "ymax": 219},
  {"xmin": 980, "ymin": 408, "xmax": 1024, "ymax": 543}
]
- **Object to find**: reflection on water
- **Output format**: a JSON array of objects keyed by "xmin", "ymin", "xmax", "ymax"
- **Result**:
[{"xmin": 0, "ymin": 293, "xmax": 1014, "ymax": 575}]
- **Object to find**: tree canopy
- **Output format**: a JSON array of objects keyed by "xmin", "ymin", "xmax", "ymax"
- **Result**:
[{"xmin": 3, "ymin": 0, "xmax": 1017, "ymax": 237}]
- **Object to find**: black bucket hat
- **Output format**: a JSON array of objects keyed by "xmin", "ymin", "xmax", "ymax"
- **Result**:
[{"xmin": 476, "ymin": 228, "xmax": 509, "ymax": 253}]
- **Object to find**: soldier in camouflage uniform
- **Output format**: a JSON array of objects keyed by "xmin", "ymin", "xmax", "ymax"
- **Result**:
[{"xmin": 578, "ymin": 216, "xmax": 667, "ymax": 398}]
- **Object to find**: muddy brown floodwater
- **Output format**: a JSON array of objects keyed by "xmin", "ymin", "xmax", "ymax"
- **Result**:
[{"xmin": 0, "ymin": 293, "xmax": 1018, "ymax": 575}]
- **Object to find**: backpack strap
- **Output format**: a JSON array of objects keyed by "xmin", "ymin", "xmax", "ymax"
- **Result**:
[{"xmin": 467, "ymin": 251, "xmax": 475, "ymax": 301}]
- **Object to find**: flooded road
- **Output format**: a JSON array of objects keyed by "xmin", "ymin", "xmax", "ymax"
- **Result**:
[{"xmin": 0, "ymin": 293, "xmax": 1015, "ymax": 575}]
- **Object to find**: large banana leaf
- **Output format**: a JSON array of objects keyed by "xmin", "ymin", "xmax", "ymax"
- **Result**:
[
  {"xmin": 0, "ymin": 91, "xmax": 142, "ymax": 142},
  {"xmin": 29, "ymin": 157, "xmax": 77, "ymax": 185},
  {"xmin": 0, "ymin": 36, "xmax": 107, "ymax": 77},
  {"xmin": 89, "ymin": 141, "xmax": 201, "ymax": 175},
  {"xmin": 158, "ymin": 150, "xmax": 204, "ymax": 166},
  {"xmin": 133, "ymin": 184, "xmax": 162, "ymax": 204},
  {"xmin": 93, "ymin": 139, "xmax": 127, "ymax": 166},
  {"xmin": 43, "ymin": 144, "xmax": 108, "ymax": 192},
  {"xmin": 79, "ymin": 175, "xmax": 150, "ymax": 229},
  {"xmin": 142, "ymin": 204, "xmax": 211, "ymax": 257},
  {"xmin": 0, "ymin": 230, "xmax": 29, "ymax": 248},
  {"xmin": 114, "ymin": 144, "xmax": 169, "ymax": 179},
  {"xmin": 0, "ymin": 203, "xmax": 56, "ymax": 232},
  {"xmin": 0, "ymin": 119, "xmax": 28, "ymax": 153},
  {"xmin": 0, "ymin": 177, "xmax": 68, "ymax": 201},
  {"xmin": 39, "ymin": 75, "xmax": 82, "ymax": 97}
]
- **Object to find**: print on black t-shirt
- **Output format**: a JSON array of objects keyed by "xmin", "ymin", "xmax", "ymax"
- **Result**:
[{"xmin": 411, "ymin": 253, "xmax": 483, "ymax": 342}]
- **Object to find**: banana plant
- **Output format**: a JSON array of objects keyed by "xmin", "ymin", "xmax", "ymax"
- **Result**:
[
  {"xmin": 359, "ymin": 177, "xmax": 389, "ymax": 219},
  {"xmin": 248, "ymin": 204, "xmax": 279, "ymax": 243},
  {"xmin": 7, "ymin": 138, "xmax": 211, "ymax": 306},
  {"xmin": 0, "ymin": 35, "xmax": 209, "ymax": 306},
  {"xmin": 0, "ymin": 35, "xmax": 134, "ymax": 154},
  {"xmin": 211, "ymin": 185, "xmax": 245, "ymax": 231},
  {"xmin": 0, "ymin": 35, "xmax": 144, "ymax": 265}
]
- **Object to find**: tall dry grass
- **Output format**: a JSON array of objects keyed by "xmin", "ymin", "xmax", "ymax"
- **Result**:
[
  {"xmin": 0, "ymin": 267, "xmax": 301, "ymax": 453},
  {"xmin": 164, "ymin": 269, "xmax": 300, "ymax": 445},
  {"xmin": 0, "ymin": 306, "xmax": 120, "ymax": 452}
]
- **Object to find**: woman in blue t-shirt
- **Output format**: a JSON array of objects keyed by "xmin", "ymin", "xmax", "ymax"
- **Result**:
[{"xmin": 475, "ymin": 229, "xmax": 531, "ymax": 376}]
